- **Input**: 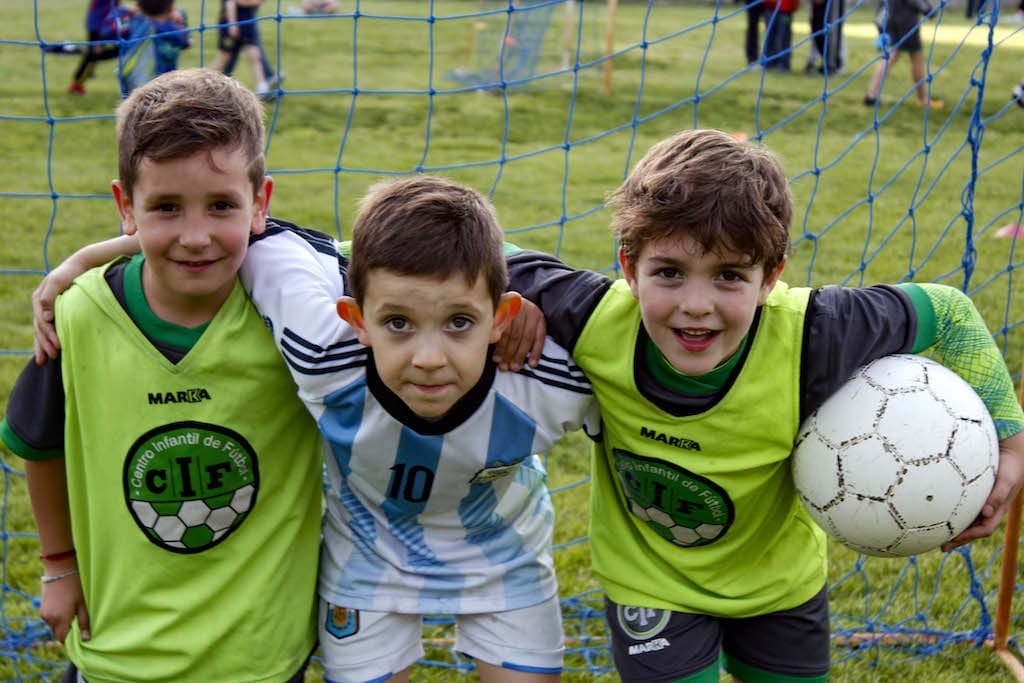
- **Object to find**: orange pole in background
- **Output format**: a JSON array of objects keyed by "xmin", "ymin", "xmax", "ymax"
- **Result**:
[{"xmin": 990, "ymin": 362, "xmax": 1024, "ymax": 681}]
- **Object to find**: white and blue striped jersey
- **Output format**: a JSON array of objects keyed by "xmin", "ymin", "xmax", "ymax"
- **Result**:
[{"xmin": 240, "ymin": 220, "xmax": 600, "ymax": 614}]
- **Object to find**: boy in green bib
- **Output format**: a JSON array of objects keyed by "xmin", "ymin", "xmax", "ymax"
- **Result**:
[
  {"xmin": 1, "ymin": 69, "xmax": 323, "ymax": 683},
  {"xmin": 500, "ymin": 128, "xmax": 1024, "ymax": 683}
]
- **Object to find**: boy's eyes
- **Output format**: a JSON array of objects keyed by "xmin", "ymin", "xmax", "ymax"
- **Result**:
[
  {"xmin": 381, "ymin": 315, "xmax": 475, "ymax": 332},
  {"xmin": 147, "ymin": 200, "xmax": 236, "ymax": 212},
  {"xmin": 448, "ymin": 315, "xmax": 474, "ymax": 331},
  {"xmin": 384, "ymin": 316, "xmax": 409, "ymax": 332},
  {"xmin": 719, "ymin": 270, "xmax": 745, "ymax": 282},
  {"xmin": 652, "ymin": 267, "xmax": 748, "ymax": 282}
]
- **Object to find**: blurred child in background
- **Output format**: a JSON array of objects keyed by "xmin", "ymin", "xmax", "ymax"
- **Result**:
[
  {"xmin": 864, "ymin": 0, "xmax": 943, "ymax": 109},
  {"xmin": 763, "ymin": 0, "xmax": 798, "ymax": 72},
  {"xmin": 69, "ymin": 0, "xmax": 122, "ymax": 95},
  {"xmin": 116, "ymin": 0, "xmax": 191, "ymax": 97},
  {"xmin": 210, "ymin": 0, "xmax": 278, "ymax": 100}
]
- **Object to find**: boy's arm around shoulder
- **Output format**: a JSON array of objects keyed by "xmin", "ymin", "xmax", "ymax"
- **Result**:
[
  {"xmin": 240, "ymin": 219, "xmax": 353, "ymax": 398},
  {"xmin": 917, "ymin": 283, "xmax": 1024, "ymax": 549},
  {"xmin": 506, "ymin": 250, "xmax": 613, "ymax": 353},
  {"xmin": 33, "ymin": 235, "xmax": 141, "ymax": 364}
]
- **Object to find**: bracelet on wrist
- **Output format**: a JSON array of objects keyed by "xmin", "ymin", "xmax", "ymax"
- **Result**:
[
  {"xmin": 41, "ymin": 569, "xmax": 80, "ymax": 584},
  {"xmin": 39, "ymin": 548, "xmax": 76, "ymax": 562}
]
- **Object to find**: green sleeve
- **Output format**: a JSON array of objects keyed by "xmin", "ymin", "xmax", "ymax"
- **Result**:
[
  {"xmin": 0, "ymin": 418, "xmax": 63, "ymax": 462},
  {"xmin": 895, "ymin": 283, "xmax": 936, "ymax": 353},
  {"xmin": 898, "ymin": 282, "xmax": 1024, "ymax": 441}
]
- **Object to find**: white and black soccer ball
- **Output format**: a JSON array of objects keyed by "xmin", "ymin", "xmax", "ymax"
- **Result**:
[{"xmin": 792, "ymin": 354, "xmax": 998, "ymax": 557}]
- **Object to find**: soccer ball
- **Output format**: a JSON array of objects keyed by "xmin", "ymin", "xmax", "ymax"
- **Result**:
[
  {"xmin": 792, "ymin": 354, "xmax": 999, "ymax": 557},
  {"xmin": 131, "ymin": 484, "xmax": 255, "ymax": 552}
]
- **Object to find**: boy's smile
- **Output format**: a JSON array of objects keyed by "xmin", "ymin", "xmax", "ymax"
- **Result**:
[
  {"xmin": 338, "ymin": 270, "xmax": 518, "ymax": 421},
  {"xmin": 621, "ymin": 235, "xmax": 783, "ymax": 377},
  {"xmin": 112, "ymin": 147, "xmax": 270, "ymax": 328}
]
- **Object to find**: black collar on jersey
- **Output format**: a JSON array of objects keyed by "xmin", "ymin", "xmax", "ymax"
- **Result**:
[{"xmin": 365, "ymin": 346, "xmax": 499, "ymax": 436}]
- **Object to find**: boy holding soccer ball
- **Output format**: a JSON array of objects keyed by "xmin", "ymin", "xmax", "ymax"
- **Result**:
[
  {"xmin": 1, "ymin": 69, "xmax": 323, "ymax": 682},
  {"xmin": 497, "ymin": 128, "xmax": 1024, "ymax": 683}
]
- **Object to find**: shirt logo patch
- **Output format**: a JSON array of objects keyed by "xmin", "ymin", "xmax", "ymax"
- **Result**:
[
  {"xmin": 612, "ymin": 448, "xmax": 734, "ymax": 547},
  {"xmin": 617, "ymin": 604, "xmax": 671, "ymax": 641},
  {"xmin": 123, "ymin": 421, "xmax": 259, "ymax": 553},
  {"xmin": 469, "ymin": 461, "xmax": 521, "ymax": 484},
  {"xmin": 326, "ymin": 605, "xmax": 360, "ymax": 640}
]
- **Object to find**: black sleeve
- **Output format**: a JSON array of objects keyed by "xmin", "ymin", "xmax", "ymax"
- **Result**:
[
  {"xmin": 800, "ymin": 284, "xmax": 917, "ymax": 422},
  {"xmin": 507, "ymin": 250, "xmax": 614, "ymax": 353},
  {"xmin": 3, "ymin": 356, "xmax": 65, "ymax": 455}
]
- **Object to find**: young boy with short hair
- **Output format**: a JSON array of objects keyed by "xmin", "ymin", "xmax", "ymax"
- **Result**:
[
  {"xmin": 1, "ymin": 68, "xmax": 323, "ymax": 683},
  {"xmin": 239, "ymin": 175, "xmax": 599, "ymax": 682},
  {"xmin": 501, "ymin": 128, "xmax": 1024, "ymax": 683}
]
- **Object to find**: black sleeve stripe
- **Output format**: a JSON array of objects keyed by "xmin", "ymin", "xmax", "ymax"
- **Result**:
[
  {"xmin": 516, "ymin": 367, "xmax": 594, "ymax": 396},
  {"xmin": 282, "ymin": 327, "xmax": 362, "ymax": 355},
  {"xmin": 280, "ymin": 328, "xmax": 368, "ymax": 376},
  {"xmin": 532, "ymin": 356, "xmax": 591, "ymax": 387},
  {"xmin": 254, "ymin": 218, "xmax": 340, "ymax": 260},
  {"xmin": 282, "ymin": 354, "xmax": 368, "ymax": 376}
]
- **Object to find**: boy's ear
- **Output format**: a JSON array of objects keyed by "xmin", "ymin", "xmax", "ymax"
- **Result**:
[
  {"xmin": 250, "ymin": 176, "xmax": 274, "ymax": 236},
  {"xmin": 489, "ymin": 292, "xmax": 523, "ymax": 343},
  {"xmin": 337, "ymin": 296, "xmax": 370, "ymax": 346},
  {"xmin": 758, "ymin": 258, "xmax": 787, "ymax": 305},
  {"xmin": 111, "ymin": 180, "xmax": 137, "ymax": 235},
  {"xmin": 618, "ymin": 247, "xmax": 639, "ymax": 299}
]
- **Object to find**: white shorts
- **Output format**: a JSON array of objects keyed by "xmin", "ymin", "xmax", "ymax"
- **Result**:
[{"xmin": 318, "ymin": 595, "xmax": 565, "ymax": 683}]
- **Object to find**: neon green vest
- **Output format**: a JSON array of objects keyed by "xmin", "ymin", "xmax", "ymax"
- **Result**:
[
  {"xmin": 58, "ymin": 265, "xmax": 321, "ymax": 683},
  {"xmin": 575, "ymin": 280, "xmax": 827, "ymax": 617}
]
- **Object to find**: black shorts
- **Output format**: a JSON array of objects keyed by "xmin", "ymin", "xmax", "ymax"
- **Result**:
[
  {"xmin": 604, "ymin": 585, "xmax": 830, "ymax": 683},
  {"xmin": 218, "ymin": 6, "xmax": 260, "ymax": 51},
  {"xmin": 886, "ymin": 21, "xmax": 922, "ymax": 52}
]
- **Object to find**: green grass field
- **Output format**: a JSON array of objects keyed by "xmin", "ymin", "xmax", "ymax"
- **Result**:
[{"xmin": 1, "ymin": 0, "xmax": 1023, "ymax": 680}]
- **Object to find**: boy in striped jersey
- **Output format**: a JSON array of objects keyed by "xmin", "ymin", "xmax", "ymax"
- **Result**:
[
  {"xmin": 34, "ymin": 174, "xmax": 600, "ymax": 683},
  {"xmin": 241, "ymin": 175, "xmax": 600, "ymax": 683}
]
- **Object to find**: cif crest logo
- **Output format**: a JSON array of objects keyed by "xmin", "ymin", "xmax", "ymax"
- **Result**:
[
  {"xmin": 124, "ymin": 421, "xmax": 259, "ymax": 553},
  {"xmin": 617, "ymin": 604, "xmax": 670, "ymax": 640}
]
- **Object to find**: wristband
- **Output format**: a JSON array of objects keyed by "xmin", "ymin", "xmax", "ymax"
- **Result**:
[
  {"xmin": 39, "ymin": 548, "xmax": 76, "ymax": 562},
  {"xmin": 41, "ymin": 569, "xmax": 80, "ymax": 584}
]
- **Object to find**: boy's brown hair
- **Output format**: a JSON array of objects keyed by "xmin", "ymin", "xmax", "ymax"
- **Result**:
[
  {"xmin": 347, "ymin": 175, "xmax": 508, "ymax": 308},
  {"xmin": 609, "ymin": 128, "xmax": 792, "ymax": 273},
  {"xmin": 116, "ymin": 68, "xmax": 265, "ymax": 199}
]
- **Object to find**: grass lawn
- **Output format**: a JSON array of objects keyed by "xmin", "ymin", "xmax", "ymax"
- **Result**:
[{"xmin": 1, "ymin": 0, "xmax": 1023, "ymax": 680}]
